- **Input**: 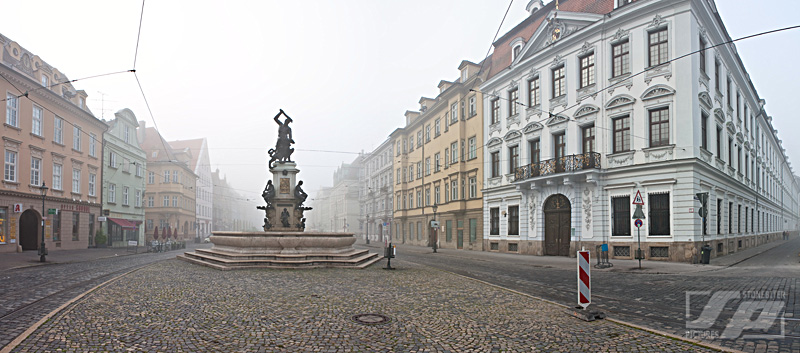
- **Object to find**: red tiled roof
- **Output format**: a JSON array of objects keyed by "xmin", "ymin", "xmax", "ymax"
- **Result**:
[{"xmin": 168, "ymin": 138, "xmax": 205, "ymax": 172}]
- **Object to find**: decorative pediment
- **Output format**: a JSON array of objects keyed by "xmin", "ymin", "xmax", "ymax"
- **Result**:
[
  {"xmin": 508, "ymin": 79, "xmax": 519, "ymax": 90},
  {"xmin": 744, "ymin": 141, "xmax": 751, "ymax": 151},
  {"xmin": 518, "ymin": 11, "xmax": 602, "ymax": 60},
  {"xmin": 641, "ymin": 84, "xmax": 675, "ymax": 101},
  {"xmin": 550, "ymin": 54, "xmax": 564, "ymax": 68},
  {"xmin": 545, "ymin": 114, "xmax": 569, "ymax": 126},
  {"xmin": 574, "ymin": 104, "xmax": 599, "ymax": 118},
  {"xmin": 526, "ymin": 68, "xmax": 540, "ymax": 80},
  {"xmin": 523, "ymin": 122, "xmax": 544, "ymax": 134},
  {"xmin": 612, "ymin": 28, "xmax": 629, "ymax": 42},
  {"xmin": 726, "ymin": 121, "xmax": 736, "ymax": 134},
  {"xmin": 714, "ymin": 108, "xmax": 725, "ymax": 124},
  {"xmin": 735, "ymin": 132, "xmax": 744, "ymax": 143},
  {"xmin": 647, "ymin": 14, "xmax": 666, "ymax": 29},
  {"xmin": 504, "ymin": 130, "xmax": 522, "ymax": 141},
  {"xmin": 605, "ymin": 94, "xmax": 635, "ymax": 109},
  {"xmin": 698, "ymin": 91, "xmax": 712, "ymax": 109},
  {"xmin": 578, "ymin": 41, "xmax": 593, "ymax": 57},
  {"xmin": 487, "ymin": 137, "xmax": 503, "ymax": 148}
]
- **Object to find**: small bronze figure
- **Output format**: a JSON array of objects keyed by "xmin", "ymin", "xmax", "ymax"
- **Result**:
[
  {"xmin": 294, "ymin": 180, "xmax": 308, "ymax": 208},
  {"xmin": 280, "ymin": 208, "xmax": 291, "ymax": 228},
  {"xmin": 262, "ymin": 180, "xmax": 275, "ymax": 209}
]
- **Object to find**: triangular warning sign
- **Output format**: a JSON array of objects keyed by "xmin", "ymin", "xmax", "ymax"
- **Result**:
[{"xmin": 632, "ymin": 190, "xmax": 644, "ymax": 205}]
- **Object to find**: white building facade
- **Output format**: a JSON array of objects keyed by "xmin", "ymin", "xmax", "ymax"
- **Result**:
[
  {"xmin": 481, "ymin": 0, "xmax": 799, "ymax": 262},
  {"xmin": 358, "ymin": 140, "xmax": 394, "ymax": 244}
]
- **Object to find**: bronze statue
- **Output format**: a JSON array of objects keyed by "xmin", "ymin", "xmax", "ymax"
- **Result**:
[
  {"xmin": 262, "ymin": 180, "xmax": 275, "ymax": 209},
  {"xmin": 280, "ymin": 208, "xmax": 291, "ymax": 228},
  {"xmin": 294, "ymin": 180, "xmax": 308, "ymax": 208},
  {"xmin": 268, "ymin": 109, "xmax": 294, "ymax": 168}
]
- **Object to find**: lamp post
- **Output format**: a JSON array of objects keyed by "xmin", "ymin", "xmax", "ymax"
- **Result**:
[
  {"xmin": 432, "ymin": 203, "xmax": 438, "ymax": 253},
  {"xmin": 38, "ymin": 182, "xmax": 48, "ymax": 262},
  {"xmin": 366, "ymin": 213, "xmax": 370, "ymax": 245}
]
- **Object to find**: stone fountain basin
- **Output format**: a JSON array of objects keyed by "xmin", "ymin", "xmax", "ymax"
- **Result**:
[{"xmin": 209, "ymin": 231, "xmax": 356, "ymax": 254}]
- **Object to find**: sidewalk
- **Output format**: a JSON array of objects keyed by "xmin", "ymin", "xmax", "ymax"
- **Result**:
[
  {"xmin": 0, "ymin": 242, "xmax": 208, "ymax": 271},
  {"xmin": 359, "ymin": 235, "xmax": 798, "ymax": 275}
]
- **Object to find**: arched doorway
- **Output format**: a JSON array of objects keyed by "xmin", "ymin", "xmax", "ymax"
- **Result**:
[
  {"xmin": 543, "ymin": 194, "xmax": 571, "ymax": 256},
  {"xmin": 19, "ymin": 209, "xmax": 40, "ymax": 251}
]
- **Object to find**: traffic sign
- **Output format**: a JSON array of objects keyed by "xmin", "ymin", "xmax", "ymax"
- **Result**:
[
  {"xmin": 48, "ymin": 208, "xmax": 56, "ymax": 215},
  {"xmin": 632, "ymin": 190, "xmax": 644, "ymax": 205},
  {"xmin": 634, "ymin": 219, "xmax": 643, "ymax": 228}
]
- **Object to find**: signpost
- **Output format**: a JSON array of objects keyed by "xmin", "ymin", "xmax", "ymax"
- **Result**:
[{"xmin": 632, "ymin": 190, "xmax": 645, "ymax": 269}]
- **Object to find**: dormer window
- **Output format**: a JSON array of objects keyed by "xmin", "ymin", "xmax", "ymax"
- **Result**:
[
  {"xmin": 41, "ymin": 74, "xmax": 49, "ymax": 88},
  {"xmin": 79, "ymin": 97, "xmax": 85, "ymax": 109},
  {"xmin": 461, "ymin": 69, "xmax": 468, "ymax": 82},
  {"xmin": 513, "ymin": 45, "xmax": 522, "ymax": 61}
]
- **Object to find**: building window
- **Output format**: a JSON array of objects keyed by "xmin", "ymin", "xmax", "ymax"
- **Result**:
[
  {"xmin": 701, "ymin": 112, "xmax": 708, "ymax": 150},
  {"xmin": 530, "ymin": 139, "xmax": 540, "ymax": 164},
  {"xmin": 434, "ymin": 118, "xmax": 441, "ymax": 137},
  {"xmin": 716, "ymin": 126, "xmax": 722, "ymax": 158},
  {"xmin": 726, "ymin": 77, "xmax": 732, "ymax": 107},
  {"xmin": 434, "ymin": 186, "xmax": 441, "ymax": 205},
  {"xmin": 508, "ymin": 205, "xmax": 519, "ymax": 236},
  {"xmin": 30, "ymin": 157, "xmax": 41, "ymax": 186},
  {"xmin": 469, "ymin": 177, "xmax": 477, "ymax": 198},
  {"xmin": 554, "ymin": 133, "xmax": 566, "ymax": 160},
  {"xmin": 108, "ymin": 183, "xmax": 116, "ymax": 203},
  {"xmin": 509, "ymin": 88, "xmax": 519, "ymax": 116},
  {"xmin": 649, "ymin": 107, "xmax": 669, "ymax": 147},
  {"xmin": 612, "ymin": 196, "xmax": 631, "ymax": 236},
  {"xmin": 54, "ymin": 116, "xmax": 63, "ymax": 144},
  {"xmin": 490, "ymin": 208, "xmax": 500, "ymax": 235},
  {"xmin": 163, "ymin": 196, "xmax": 169, "ymax": 207},
  {"xmin": 728, "ymin": 138, "xmax": 733, "ymax": 165},
  {"xmin": 52, "ymin": 163, "xmax": 62, "ymax": 189},
  {"xmin": 163, "ymin": 170, "xmax": 170, "ymax": 183},
  {"xmin": 89, "ymin": 173, "xmax": 96, "ymax": 197},
  {"xmin": 451, "ymin": 103, "xmax": 458, "ymax": 124},
  {"xmin": 579, "ymin": 52, "xmax": 595, "ymax": 88},
  {"xmin": 490, "ymin": 151, "xmax": 500, "ymax": 178},
  {"xmin": 73, "ymin": 125, "xmax": 81, "ymax": 151},
  {"xmin": 425, "ymin": 124, "xmax": 431, "ymax": 142},
  {"xmin": 509, "ymin": 145, "xmax": 519, "ymax": 172},
  {"xmin": 51, "ymin": 212, "xmax": 61, "ymax": 241},
  {"xmin": 417, "ymin": 131, "xmax": 422, "ymax": 146},
  {"xmin": 451, "ymin": 180, "xmax": 458, "ymax": 201},
  {"xmin": 409, "ymin": 192, "xmax": 414, "ymax": 208},
  {"xmin": 425, "ymin": 157, "xmax": 431, "ymax": 176},
  {"xmin": 469, "ymin": 218, "xmax": 477, "ymax": 243},
  {"xmin": 699, "ymin": 36, "xmax": 706, "ymax": 75},
  {"xmin": 728, "ymin": 202, "xmax": 733, "ymax": 234},
  {"xmin": 434, "ymin": 153, "xmax": 441, "ymax": 172},
  {"xmin": 72, "ymin": 213, "xmax": 80, "ymax": 241},
  {"xmin": 173, "ymin": 196, "xmax": 178, "ymax": 207},
  {"xmin": 123, "ymin": 186, "xmax": 129, "ymax": 206},
  {"xmin": 469, "ymin": 96, "xmax": 477, "ymax": 117},
  {"xmin": 528, "ymin": 76, "xmax": 540, "ymax": 106},
  {"xmin": 89, "ymin": 133, "xmax": 97, "ymax": 157},
  {"xmin": 416, "ymin": 162, "xmax": 422, "ymax": 179},
  {"xmin": 109, "ymin": 152, "xmax": 117, "ymax": 168},
  {"xmin": 715, "ymin": 59, "xmax": 721, "ymax": 93},
  {"xmin": 649, "ymin": 193, "xmax": 670, "ymax": 235},
  {"xmin": 6, "ymin": 93, "xmax": 18, "ymax": 127},
  {"xmin": 491, "ymin": 99, "xmax": 500, "ymax": 124},
  {"xmin": 135, "ymin": 162, "xmax": 142, "ymax": 177},
  {"xmin": 124, "ymin": 126, "xmax": 131, "ymax": 144},
  {"xmin": 450, "ymin": 142, "xmax": 458, "ymax": 163},
  {"xmin": 425, "ymin": 188, "xmax": 431, "ymax": 206},
  {"xmin": 613, "ymin": 115, "xmax": 631, "ymax": 153},
  {"xmin": 582, "ymin": 125, "xmax": 595, "ymax": 153},
  {"xmin": 648, "ymin": 28, "xmax": 668, "ymax": 67},
  {"xmin": 72, "ymin": 168, "xmax": 81, "ymax": 193},
  {"xmin": 552, "ymin": 65, "xmax": 565, "ymax": 98},
  {"xmin": 32, "ymin": 105, "xmax": 43, "ymax": 136},
  {"xmin": 173, "ymin": 171, "xmax": 179, "ymax": 183},
  {"xmin": 468, "ymin": 137, "xmax": 476, "ymax": 159}
]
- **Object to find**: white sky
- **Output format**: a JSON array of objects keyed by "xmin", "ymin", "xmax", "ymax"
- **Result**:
[{"xmin": 3, "ymin": 0, "xmax": 799, "ymax": 202}]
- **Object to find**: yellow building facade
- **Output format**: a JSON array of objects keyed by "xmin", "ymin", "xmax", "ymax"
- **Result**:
[{"xmin": 391, "ymin": 60, "xmax": 486, "ymax": 250}]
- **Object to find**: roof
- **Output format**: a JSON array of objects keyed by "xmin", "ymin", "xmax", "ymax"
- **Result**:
[
  {"xmin": 169, "ymin": 138, "xmax": 206, "ymax": 172},
  {"xmin": 139, "ymin": 127, "xmax": 176, "ymax": 162}
]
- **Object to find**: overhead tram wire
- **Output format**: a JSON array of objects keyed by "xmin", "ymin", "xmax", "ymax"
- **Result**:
[
  {"xmin": 468, "ymin": 24, "xmax": 800, "ymax": 142},
  {"xmin": 133, "ymin": 0, "xmax": 146, "ymax": 69}
]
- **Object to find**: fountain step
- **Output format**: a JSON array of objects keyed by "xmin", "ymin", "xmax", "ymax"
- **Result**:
[
  {"xmin": 193, "ymin": 248, "xmax": 369, "ymax": 261},
  {"xmin": 177, "ymin": 250, "xmax": 382, "ymax": 270}
]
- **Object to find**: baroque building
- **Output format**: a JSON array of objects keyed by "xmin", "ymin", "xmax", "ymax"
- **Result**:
[
  {"xmin": 0, "ymin": 33, "xmax": 106, "ymax": 253},
  {"xmin": 307, "ymin": 159, "xmax": 361, "ymax": 234},
  {"xmin": 481, "ymin": 0, "xmax": 799, "ymax": 261},
  {"xmin": 169, "ymin": 138, "xmax": 213, "ymax": 240},
  {"xmin": 101, "ymin": 109, "xmax": 146, "ymax": 247},
  {"xmin": 357, "ymin": 140, "xmax": 394, "ymax": 243},
  {"xmin": 391, "ymin": 60, "xmax": 486, "ymax": 250},
  {"xmin": 137, "ymin": 123, "xmax": 197, "ymax": 241}
]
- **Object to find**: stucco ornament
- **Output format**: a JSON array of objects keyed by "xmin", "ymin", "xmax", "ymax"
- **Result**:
[{"xmin": 583, "ymin": 188, "xmax": 592, "ymax": 230}]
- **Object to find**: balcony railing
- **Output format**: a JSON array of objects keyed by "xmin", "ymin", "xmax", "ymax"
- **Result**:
[{"xmin": 514, "ymin": 152, "xmax": 601, "ymax": 181}]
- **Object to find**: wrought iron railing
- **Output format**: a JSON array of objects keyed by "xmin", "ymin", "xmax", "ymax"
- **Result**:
[{"xmin": 514, "ymin": 152, "xmax": 601, "ymax": 181}]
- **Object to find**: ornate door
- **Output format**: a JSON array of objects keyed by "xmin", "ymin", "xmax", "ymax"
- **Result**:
[
  {"xmin": 19, "ymin": 209, "xmax": 39, "ymax": 251},
  {"xmin": 543, "ymin": 194, "xmax": 571, "ymax": 256}
]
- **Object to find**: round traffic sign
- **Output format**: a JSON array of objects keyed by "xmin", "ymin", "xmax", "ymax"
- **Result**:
[{"xmin": 634, "ymin": 219, "xmax": 643, "ymax": 228}]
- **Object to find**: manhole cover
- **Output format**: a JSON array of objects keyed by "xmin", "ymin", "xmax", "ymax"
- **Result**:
[{"xmin": 351, "ymin": 313, "xmax": 391, "ymax": 326}]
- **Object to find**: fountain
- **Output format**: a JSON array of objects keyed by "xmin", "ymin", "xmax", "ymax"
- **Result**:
[{"xmin": 179, "ymin": 110, "xmax": 382, "ymax": 269}]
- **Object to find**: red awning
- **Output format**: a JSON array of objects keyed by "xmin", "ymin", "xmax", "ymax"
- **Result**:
[{"xmin": 108, "ymin": 218, "xmax": 137, "ymax": 230}]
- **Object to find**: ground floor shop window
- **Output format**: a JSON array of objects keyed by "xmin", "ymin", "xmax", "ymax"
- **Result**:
[
  {"xmin": 52, "ymin": 212, "xmax": 61, "ymax": 242},
  {"xmin": 446, "ymin": 220, "xmax": 452, "ymax": 242},
  {"xmin": 611, "ymin": 196, "xmax": 630, "ymax": 236},
  {"xmin": 72, "ymin": 212, "xmax": 80, "ymax": 241},
  {"xmin": 508, "ymin": 206, "xmax": 519, "ymax": 235},
  {"xmin": 0, "ymin": 208, "xmax": 6, "ymax": 244},
  {"xmin": 648, "ymin": 193, "xmax": 670, "ymax": 235},
  {"xmin": 469, "ymin": 218, "xmax": 477, "ymax": 243},
  {"xmin": 417, "ymin": 222, "xmax": 422, "ymax": 241}
]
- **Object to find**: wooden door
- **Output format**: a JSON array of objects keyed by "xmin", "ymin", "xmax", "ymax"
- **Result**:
[{"xmin": 543, "ymin": 194, "xmax": 571, "ymax": 256}]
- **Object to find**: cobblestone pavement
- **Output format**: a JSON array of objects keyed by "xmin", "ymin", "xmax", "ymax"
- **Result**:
[
  {"xmin": 10, "ymin": 260, "xmax": 719, "ymax": 353},
  {"xmin": 0, "ymin": 247, "xmax": 198, "ymax": 349},
  {"xmin": 388, "ymin": 241, "xmax": 800, "ymax": 353}
]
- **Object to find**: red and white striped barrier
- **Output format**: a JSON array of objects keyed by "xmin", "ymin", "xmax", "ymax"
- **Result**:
[{"xmin": 577, "ymin": 250, "xmax": 591, "ymax": 308}]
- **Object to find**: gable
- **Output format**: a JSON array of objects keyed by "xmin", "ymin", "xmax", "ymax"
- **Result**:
[{"xmin": 516, "ymin": 11, "xmax": 604, "ymax": 65}]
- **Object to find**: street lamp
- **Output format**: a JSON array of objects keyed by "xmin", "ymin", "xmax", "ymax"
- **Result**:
[
  {"xmin": 432, "ymin": 203, "xmax": 438, "ymax": 253},
  {"xmin": 38, "ymin": 182, "xmax": 48, "ymax": 262},
  {"xmin": 365, "ymin": 213, "xmax": 370, "ymax": 245}
]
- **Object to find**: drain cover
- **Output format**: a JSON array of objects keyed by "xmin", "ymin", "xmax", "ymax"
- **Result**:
[{"xmin": 351, "ymin": 313, "xmax": 391, "ymax": 326}]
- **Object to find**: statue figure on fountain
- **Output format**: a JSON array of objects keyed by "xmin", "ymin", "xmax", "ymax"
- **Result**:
[{"xmin": 268, "ymin": 109, "xmax": 295, "ymax": 169}]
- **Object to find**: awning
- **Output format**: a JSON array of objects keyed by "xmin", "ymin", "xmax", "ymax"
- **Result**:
[{"xmin": 108, "ymin": 218, "xmax": 138, "ymax": 230}]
